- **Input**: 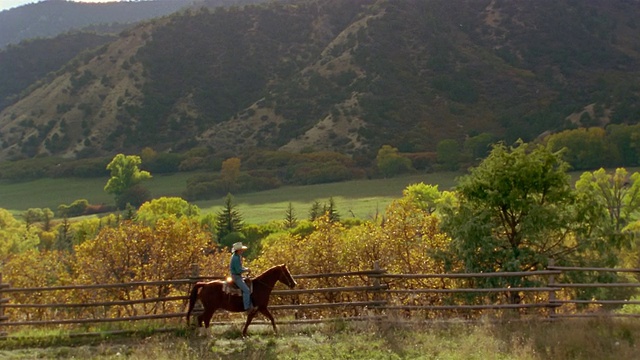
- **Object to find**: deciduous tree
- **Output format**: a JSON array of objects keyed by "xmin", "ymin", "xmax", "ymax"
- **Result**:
[
  {"xmin": 402, "ymin": 182, "xmax": 441, "ymax": 214},
  {"xmin": 136, "ymin": 197, "xmax": 200, "ymax": 224},
  {"xmin": 376, "ymin": 145, "xmax": 412, "ymax": 178},
  {"xmin": 440, "ymin": 141, "xmax": 577, "ymax": 303},
  {"xmin": 104, "ymin": 154, "xmax": 152, "ymax": 209},
  {"xmin": 220, "ymin": 157, "xmax": 241, "ymax": 193},
  {"xmin": 74, "ymin": 217, "xmax": 213, "ymax": 314},
  {"xmin": 575, "ymin": 168, "xmax": 640, "ymax": 273},
  {"xmin": 0, "ymin": 208, "xmax": 39, "ymax": 263}
]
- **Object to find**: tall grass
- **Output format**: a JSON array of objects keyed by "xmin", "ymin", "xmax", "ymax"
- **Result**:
[{"xmin": 1, "ymin": 318, "xmax": 637, "ymax": 359}]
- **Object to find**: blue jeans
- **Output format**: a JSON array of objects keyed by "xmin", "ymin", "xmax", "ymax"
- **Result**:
[{"xmin": 231, "ymin": 274, "xmax": 252, "ymax": 310}]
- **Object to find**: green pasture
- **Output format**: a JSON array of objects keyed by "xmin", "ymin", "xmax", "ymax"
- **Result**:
[{"xmin": 0, "ymin": 172, "xmax": 462, "ymax": 223}]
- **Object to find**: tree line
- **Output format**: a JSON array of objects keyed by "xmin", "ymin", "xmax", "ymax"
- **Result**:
[{"xmin": 1, "ymin": 140, "xmax": 640, "ymax": 319}]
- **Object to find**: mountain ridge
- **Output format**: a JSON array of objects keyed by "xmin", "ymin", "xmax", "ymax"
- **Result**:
[
  {"xmin": 0, "ymin": 0, "xmax": 193, "ymax": 48},
  {"xmin": 1, "ymin": 0, "xmax": 639, "ymax": 161}
]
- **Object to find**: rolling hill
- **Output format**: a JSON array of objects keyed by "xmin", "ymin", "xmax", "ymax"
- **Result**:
[{"xmin": 0, "ymin": 0, "xmax": 639, "ymax": 162}]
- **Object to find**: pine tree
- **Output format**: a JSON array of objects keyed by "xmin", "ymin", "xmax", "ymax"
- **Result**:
[
  {"xmin": 216, "ymin": 193, "xmax": 244, "ymax": 241},
  {"xmin": 325, "ymin": 197, "xmax": 340, "ymax": 222},
  {"xmin": 309, "ymin": 200, "xmax": 322, "ymax": 221},
  {"xmin": 284, "ymin": 202, "xmax": 298, "ymax": 229}
]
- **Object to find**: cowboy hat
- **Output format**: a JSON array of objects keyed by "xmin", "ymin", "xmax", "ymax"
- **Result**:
[{"xmin": 231, "ymin": 242, "xmax": 248, "ymax": 253}]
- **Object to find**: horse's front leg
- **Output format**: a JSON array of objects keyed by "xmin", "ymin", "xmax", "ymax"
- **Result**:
[
  {"xmin": 242, "ymin": 310, "xmax": 258, "ymax": 337},
  {"xmin": 260, "ymin": 307, "xmax": 278, "ymax": 335}
]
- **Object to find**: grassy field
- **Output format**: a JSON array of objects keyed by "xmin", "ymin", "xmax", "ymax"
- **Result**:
[
  {"xmin": 0, "ymin": 318, "xmax": 638, "ymax": 359},
  {"xmin": 0, "ymin": 172, "xmax": 462, "ymax": 223}
]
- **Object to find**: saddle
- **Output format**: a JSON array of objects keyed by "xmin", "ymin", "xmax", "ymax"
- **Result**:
[{"xmin": 223, "ymin": 276, "xmax": 253, "ymax": 296}]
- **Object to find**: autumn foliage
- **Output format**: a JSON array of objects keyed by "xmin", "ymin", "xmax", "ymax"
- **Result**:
[{"xmin": 3, "ymin": 141, "xmax": 640, "ymax": 324}]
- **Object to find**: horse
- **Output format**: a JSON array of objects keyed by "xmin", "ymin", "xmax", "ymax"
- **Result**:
[{"xmin": 186, "ymin": 264, "xmax": 297, "ymax": 337}]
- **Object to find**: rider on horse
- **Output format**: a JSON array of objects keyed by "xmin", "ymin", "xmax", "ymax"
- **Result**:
[{"xmin": 229, "ymin": 242, "xmax": 257, "ymax": 313}]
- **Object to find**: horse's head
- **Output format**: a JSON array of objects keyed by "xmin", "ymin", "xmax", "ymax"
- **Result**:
[{"xmin": 278, "ymin": 264, "xmax": 297, "ymax": 289}]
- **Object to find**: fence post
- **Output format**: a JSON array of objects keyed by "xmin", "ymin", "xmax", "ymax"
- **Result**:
[
  {"xmin": 0, "ymin": 274, "xmax": 8, "ymax": 339},
  {"xmin": 188, "ymin": 264, "xmax": 203, "ymax": 326},
  {"xmin": 372, "ymin": 261, "xmax": 381, "ymax": 290},
  {"xmin": 190, "ymin": 263, "xmax": 200, "ymax": 279},
  {"xmin": 370, "ymin": 261, "xmax": 386, "ymax": 318},
  {"xmin": 547, "ymin": 258, "xmax": 556, "ymax": 319}
]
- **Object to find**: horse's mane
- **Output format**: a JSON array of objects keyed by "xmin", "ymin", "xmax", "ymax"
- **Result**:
[{"xmin": 253, "ymin": 264, "xmax": 284, "ymax": 280}]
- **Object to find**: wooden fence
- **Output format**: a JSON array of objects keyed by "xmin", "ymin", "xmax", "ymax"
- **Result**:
[{"xmin": 0, "ymin": 264, "xmax": 638, "ymax": 338}]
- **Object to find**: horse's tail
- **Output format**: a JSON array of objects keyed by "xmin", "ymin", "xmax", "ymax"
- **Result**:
[{"xmin": 186, "ymin": 282, "xmax": 204, "ymax": 325}]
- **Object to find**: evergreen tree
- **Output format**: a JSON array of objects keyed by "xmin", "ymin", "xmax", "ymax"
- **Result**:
[
  {"xmin": 324, "ymin": 197, "xmax": 340, "ymax": 222},
  {"xmin": 55, "ymin": 217, "xmax": 73, "ymax": 252},
  {"xmin": 309, "ymin": 200, "xmax": 322, "ymax": 221},
  {"xmin": 284, "ymin": 202, "xmax": 298, "ymax": 229},
  {"xmin": 216, "ymin": 193, "xmax": 244, "ymax": 242}
]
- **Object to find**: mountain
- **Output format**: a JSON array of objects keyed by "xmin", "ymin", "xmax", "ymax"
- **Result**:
[
  {"xmin": 0, "ymin": 0, "xmax": 266, "ymax": 115},
  {"xmin": 0, "ymin": 0, "xmax": 639, "ymax": 162},
  {"xmin": 0, "ymin": 32, "xmax": 117, "ymax": 110},
  {"xmin": 0, "ymin": 0, "xmax": 191, "ymax": 48}
]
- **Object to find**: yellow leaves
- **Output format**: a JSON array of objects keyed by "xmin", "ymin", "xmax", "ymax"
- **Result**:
[
  {"xmin": 254, "ymin": 204, "xmax": 451, "ymax": 276},
  {"xmin": 137, "ymin": 197, "xmax": 200, "ymax": 224},
  {"xmin": 3, "ymin": 250, "xmax": 73, "ymax": 320},
  {"xmin": 220, "ymin": 157, "xmax": 241, "ymax": 193},
  {"xmin": 74, "ymin": 218, "xmax": 210, "ymax": 284},
  {"xmin": 0, "ymin": 208, "xmax": 40, "ymax": 262},
  {"xmin": 4, "ymin": 250, "xmax": 71, "ymax": 288},
  {"xmin": 251, "ymin": 232, "xmax": 302, "ymax": 275}
]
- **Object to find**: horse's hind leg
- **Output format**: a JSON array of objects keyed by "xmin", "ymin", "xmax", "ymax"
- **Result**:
[
  {"xmin": 196, "ymin": 313, "xmax": 204, "ymax": 331},
  {"xmin": 198, "ymin": 308, "xmax": 216, "ymax": 337}
]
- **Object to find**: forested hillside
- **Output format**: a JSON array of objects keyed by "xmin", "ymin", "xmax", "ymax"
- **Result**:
[
  {"xmin": 0, "ymin": 0, "xmax": 639, "ymax": 164},
  {"xmin": 0, "ymin": 32, "xmax": 117, "ymax": 109},
  {"xmin": 0, "ymin": 0, "xmax": 187, "ymax": 48}
]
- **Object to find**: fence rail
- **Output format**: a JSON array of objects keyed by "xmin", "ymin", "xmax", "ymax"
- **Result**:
[{"xmin": 0, "ymin": 265, "xmax": 638, "ymax": 338}]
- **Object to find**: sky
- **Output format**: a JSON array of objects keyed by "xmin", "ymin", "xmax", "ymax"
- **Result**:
[{"xmin": 1, "ymin": 0, "xmax": 123, "ymax": 12}]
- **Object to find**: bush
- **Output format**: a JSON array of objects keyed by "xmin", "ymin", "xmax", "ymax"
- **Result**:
[
  {"xmin": 116, "ymin": 185, "xmax": 151, "ymax": 209},
  {"xmin": 70, "ymin": 158, "xmax": 111, "ymax": 178},
  {"xmin": 290, "ymin": 162, "xmax": 355, "ymax": 185},
  {"xmin": 219, "ymin": 231, "xmax": 246, "ymax": 249},
  {"xmin": 178, "ymin": 156, "xmax": 206, "ymax": 171},
  {"xmin": 142, "ymin": 153, "xmax": 182, "ymax": 174},
  {"xmin": 83, "ymin": 203, "xmax": 116, "ymax": 215},
  {"xmin": 182, "ymin": 181, "xmax": 221, "ymax": 201},
  {"xmin": 0, "ymin": 157, "xmax": 61, "ymax": 181},
  {"xmin": 58, "ymin": 199, "xmax": 89, "ymax": 217},
  {"xmin": 239, "ymin": 172, "xmax": 282, "ymax": 192}
]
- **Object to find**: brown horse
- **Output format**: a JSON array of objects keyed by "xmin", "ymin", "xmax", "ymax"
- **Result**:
[{"xmin": 186, "ymin": 264, "xmax": 297, "ymax": 337}]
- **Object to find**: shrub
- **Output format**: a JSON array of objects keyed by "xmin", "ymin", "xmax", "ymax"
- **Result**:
[
  {"xmin": 58, "ymin": 199, "xmax": 89, "ymax": 217},
  {"xmin": 182, "ymin": 181, "xmax": 220, "ymax": 201},
  {"xmin": 142, "ymin": 153, "xmax": 183, "ymax": 174},
  {"xmin": 290, "ymin": 162, "xmax": 355, "ymax": 185},
  {"xmin": 83, "ymin": 203, "xmax": 116, "ymax": 215},
  {"xmin": 239, "ymin": 172, "xmax": 282, "ymax": 192},
  {"xmin": 178, "ymin": 156, "xmax": 205, "ymax": 171},
  {"xmin": 116, "ymin": 185, "xmax": 151, "ymax": 209}
]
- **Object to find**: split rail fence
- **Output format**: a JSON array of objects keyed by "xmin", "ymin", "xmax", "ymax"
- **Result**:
[{"xmin": 0, "ymin": 263, "xmax": 638, "ymax": 338}]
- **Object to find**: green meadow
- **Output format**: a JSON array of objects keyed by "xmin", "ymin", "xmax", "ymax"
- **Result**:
[{"xmin": 0, "ymin": 172, "xmax": 462, "ymax": 223}]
